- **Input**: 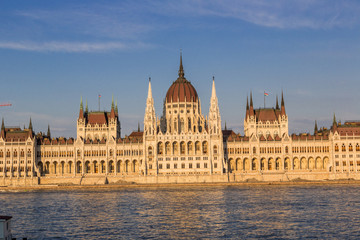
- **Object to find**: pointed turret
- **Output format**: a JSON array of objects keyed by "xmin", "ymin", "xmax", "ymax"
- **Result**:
[
  {"xmin": 138, "ymin": 122, "xmax": 140, "ymax": 132},
  {"xmin": 178, "ymin": 51, "xmax": 185, "ymax": 79},
  {"xmin": 314, "ymin": 120, "xmax": 318, "ymax": 135},
  {"xmin": 144, "ymin": 77, "xmax": 156, "ymax": 136},
  {"xmin": 249, "ymin": 91, "xmax": 254, "ymax": 116},
  {"xmin": 28, "ymin": 117, "xmax": 34, "ymax": 138},
  {"xmin": 208, "ymin": 76, "xmax": 222, "ymax": 135},
  {"xmin": 28, "ymin": 117, "xmax": 33, "ymax": 131},
  {"xmin": 332, "ymin": 113, "xmax": 338, "ymax": 132},
  {"xmin": 1, "ymin": 118, "xmax": 5, "ymax": 139},
  {"xmin": 281, "ymin": 91, "xmax": 286, "ymax": 115},
  {"xmin": 47, "ymin": 124, "xmax": 51, "ymax": 138},
  {"xmin": 79, "ymin": 97, "xmax": 84, "ymax": 119},
  {"xmin": 276, "ymin": 95, "xmax": 279, "ymax": 110},
  {"xmin": 211, "ymin": 76, "xmax": 217, "ymax": 99},
  {"xmin": 110, "ymin": 95, "xmax": 116, "ymax": 119},
  {"xmin": 85, "ymin": 99, "xmax": 88, "ymax": 113},
  {"xmin": 115, "ymin": 99, "xmax": 118, "ymax": 116},
  {"xmin": 224, "ymin": 121, "xmax": 227, "ymax": 131},
  {"xmin": 245, "ymin": 96, "xmax": 249, "ymax": 119}
]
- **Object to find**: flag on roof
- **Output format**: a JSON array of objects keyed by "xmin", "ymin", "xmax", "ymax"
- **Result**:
[{"xmin": 264, "ymin": 92, "xmax": 269, "ymax": 96}]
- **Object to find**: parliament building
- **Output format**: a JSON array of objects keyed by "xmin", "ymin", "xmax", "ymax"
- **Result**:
[{"xmin": 1, "ymin": 55, "xmax": 360, "ymax": 185}]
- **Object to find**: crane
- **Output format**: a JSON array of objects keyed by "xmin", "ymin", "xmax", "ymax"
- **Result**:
[{"xmin": 0, "ymin": 103, "xmax": 12, "ymax": 107}]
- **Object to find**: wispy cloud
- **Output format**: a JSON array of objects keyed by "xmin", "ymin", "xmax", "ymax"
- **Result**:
[
  {"xmin": 0, "ymin": 41, "xmax": 150, "ymax": 52},
  {"xmin": 152, "ymin": 0, "xmax": 360, "ymax": 29}
]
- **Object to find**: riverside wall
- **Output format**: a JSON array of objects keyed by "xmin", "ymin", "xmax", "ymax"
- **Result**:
[{"xmin": 2, "ymin": 172, "xmax": 360, "ymax": 187}]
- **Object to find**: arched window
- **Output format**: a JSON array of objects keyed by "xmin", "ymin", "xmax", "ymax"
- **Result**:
[
  {"xmin": 187, "ymin": 142, "xmax": 193, "ymax": 154},
  {"xmin": 213, "ymin": 145, "xmax": 218, "ymax": 154},
  {"xmin": 349, "ymin": 144, "xmax": 353, "ymax": 152},
  {"xmin": 180, "ymin": 142, "xmax": 186, "ymax": 154},
  {"xmin": 285, "ymin": 146, "xmax": 289, "ymax": 154},
  {"xmin": 202, "ymin": 141, "xmax": 208, "ymax": 154},
  {"xmin": 253, "ymin": 147, "xmax": 256, "ymax": 154},
  {"xmin": 157, "ymin": 142, "xmax": 163, "ymax": 155},
  {"xmin": 148, "ymin": 146, "xmax": 153, "ymax": 156},
  {"xmin": 165, "ymin": 142, "xmax": 171, "ymax": 155},
  {"xmin": 180, "ymin": 118, "xmax": 184, "ymax": 133},
  {"xmin": 195, "ymin": 141, "xmax": 200, "ymax": 154},
  {"xmin": 173, "ymin": 142, "xmax": 178, "ymax": 155},
  {"xmin": 174, "ymin": 119, "xmax": 177, "ymax": 133},
  {"xmin": 0, "ymin": 150, "xmax": 3, "ymax": 158},
  {"xmin": 13, "ymin": 150, "xmax": 17, "ymax": 158},
  {"xmin": 335, "ymin": 144, "xmax": 339, "ymax": 152},
  {"xmin": 20, "ymin": 149, "xmax": 24, "ymax": 157},
  {"xmin": 188, "ymin": 118, "xmax": 191, "ymax": 131},
  {"xmin": 357, "ymin": 143, "xmax": 360, "ymax": 152},
  {"xmin": 342, "ymin": 144, "xmax": 346, "ymax": 152}
]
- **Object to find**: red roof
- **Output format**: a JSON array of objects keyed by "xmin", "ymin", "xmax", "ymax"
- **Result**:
[
  {"xmin": 255, "ymin": 108, "xmax": 281, "ymax": 122},
  {"xmin": 166, "ymin": 78, "xmax": 198, "ymax": 103}
]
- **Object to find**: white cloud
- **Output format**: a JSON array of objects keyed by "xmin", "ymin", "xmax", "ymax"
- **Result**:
[
  {"xmin": 0, "ymin": 41, "xmax": 150, "ymax": 53},
  {"xmin": 152, "ymin": 0, "xmax": 360, "ymax": 29}
]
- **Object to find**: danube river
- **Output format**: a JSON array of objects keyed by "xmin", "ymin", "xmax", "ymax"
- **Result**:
[{"xmin": 2, "ymin": 184, "xmax": 360, "ymax": 239}]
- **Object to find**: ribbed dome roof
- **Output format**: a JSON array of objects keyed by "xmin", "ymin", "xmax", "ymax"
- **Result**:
[{"xmin": 165, "ymin": 55, "xmax": 198, "ymax": 103}]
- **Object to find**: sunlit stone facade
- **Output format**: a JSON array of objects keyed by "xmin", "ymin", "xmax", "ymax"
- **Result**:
[{"xmin": 1, "ymin": 56, "xmax": 360, "ymax": 184}]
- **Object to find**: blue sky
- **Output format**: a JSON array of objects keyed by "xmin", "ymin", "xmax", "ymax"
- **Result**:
[{"xmin": 1, "ymin": 0, "xmax": 360, "ymax": 137}]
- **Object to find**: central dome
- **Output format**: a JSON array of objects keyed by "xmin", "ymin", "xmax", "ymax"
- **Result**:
[{"xmin": 165, "ymin": 55, "xmax": 198, "ymax": 103}]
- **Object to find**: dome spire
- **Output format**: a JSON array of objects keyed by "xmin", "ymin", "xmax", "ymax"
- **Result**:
[{"xmin": 178, "ymin": 49, "xmax": 185, "ymax": 79}]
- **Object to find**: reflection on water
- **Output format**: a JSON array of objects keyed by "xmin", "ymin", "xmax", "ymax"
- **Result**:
[{"xmin": 2, "ymin": 185, "xmax": 360, "ymax": 239}]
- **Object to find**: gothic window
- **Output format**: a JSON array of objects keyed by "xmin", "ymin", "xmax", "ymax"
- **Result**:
[
  {"xmin": 187, "ymin": 142, "xmax": 193, "ymax": 154},
  {"xmin": 165, "ymin": 142, "xmax": 170, "ymax": 155},
  {"xmin": 342, "ymin": 144, "xmax": 346, "ymax": 152},
  {"xmin": 285, "ymin": 146, "xmax": 289, "ymax": 154},
  {"xmin": 195, "ymin": 141, "xmax": 200, "ymax": 155},
  {"xmin": 13, "ymin": 150, "xmax": 17, "ymax": 158},
  {"xmin": 20, "ymin": 149, "xmax": 24, "ymax": 157},
  {"xmin": 6, "ymin": 150, "xmax": 10, "ymax": 158},
  {"xmin": 349, "ymin": 144, "xmax": 353, "ymax": 152},
  {"xmin": 188, "ymin": 118, "xmax": 191, "ymax": 131},
  {"xmin": 180, "ymin": 142, "xmax": 186, "ymax": 155},
  {"xmin": 335, "ymin": 144, "xmax": 339, "ymax": 152},
  {"xmin": 157, "ymin": 142, "xmax": 163, "ymax": 155},
  {"xmin": 180, "ymin": 118, "xmax": 184, "ymax": 133},
  {"xmin": 356, "ymin": 144, "xmax": 360, "ymax": 151},
  {"xmin": 202, "ymin": 141, "xmax": 208, "ymax": 154},
  {"xmin": 148, "ymin": 146, "xmax": 153, "ymax": 156},
  {"xmin": 173, "ymin": 142, "xmax": 178, "ymax": 155},
  {"xmin": 213, "ymin": 145, "xmax": 218, "ymax": 154},
  {"xmin": 174, "ymin": 119, "xmax": 178, "ymax": 133},
  {"xmin": 27, "ymin": 149, "xmax": 32, "ymax": 157},
  {"xmin": 253, "ymin": 147, "xmax": 256, "ymax": 154}
]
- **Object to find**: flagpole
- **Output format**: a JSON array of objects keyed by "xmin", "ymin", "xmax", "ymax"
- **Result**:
[
  {"xmin": 264, "ymin": 91, "xmax": 265, "ymax": 108},
  {"xmin": 98, "ymin": 94, "xmax": 100, "ymax": 111}
]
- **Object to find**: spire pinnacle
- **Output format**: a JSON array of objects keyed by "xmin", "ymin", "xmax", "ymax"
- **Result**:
[
  {"xmin": 211, "ymin": 76, "xmax": 217, "ymax": 99},
  {"xmin": 178, "ymin": 50, "xmax": 184, "ymax": 79},
  {"xmin": 1, "ymin": 118, "xmax": 4, "ymax": 130},
  {"xmin": 115, "ymin": 99, "xmax": 118, "ymax": 114},
  {"xmin": 147, "ymin": 77, "xmax": 153, "ymax": 99},
  {"xmin": 333, "ymin": 113, "xmax": 337, "ymax": 125},
  {"xmin": 138, "ymin": 122, "xmax": 140, "ymax": 132},
  {"xmin": 314, "ymin": 120, "xmax": 318, "ymax": 134},
  {"xmin": 246, "ymin": 96, "xmax": 249, "ymax": 110},
  {"xmin": 80, "ymin": 96, "xmax": 83, "ymax": 110},
  {"xmin": 281, "ymin": 91, "xmax": 285, "ymax": 108},
  {"xmin": 225, "ymin": 121, "xmax": 227, "ymax": 130},
  {"xmin": 250, "ymin": 91, "xmax": 253, "ymax": 107},
  {"xmin": 47, "ymin": 124, "xmax": 51, "ymax": 138},
  {"xmin": 276, "ymin": 95, "xmax": 279, "ymax": 109},
  {"xmin": 85, "ymin": 99, "xmax": 88, "ymax": 113},
  {"xmin": 29, "ymin": 117, "xmax": 33, "ymax": 130},
  {"xmin": 111, "ymin": 95, "xmax": 114, "ymax": 109}
]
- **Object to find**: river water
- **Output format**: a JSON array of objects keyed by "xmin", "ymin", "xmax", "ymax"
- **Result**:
[{"xmin": 1, "ymin": 184, "xmax": 360, "ymax": 239}]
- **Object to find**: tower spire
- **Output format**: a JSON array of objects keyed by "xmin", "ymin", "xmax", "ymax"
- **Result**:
[
  {"xmin": 79, "ymin": 97, "xmax": 84, "ymax": 119},
  {"xmin": 111, "ymin": 94, "xmax": 114, "ymax": 109},
  {"xmin": 1, "ymin": 118, "xmax": 4, "ymax": 130},
  {"xmin": 47, "ymin": 124, "xmax": 51, "ymax": 138},
  {"xmin": 28, "ymin": 117, "xmax": 33, "ymax": 130},
  {"xmin": 276, "ymin": 94, "xmax": 279, "ymax": 110},
  {"xmin": 147, "ymin": 77, "xmax": 153, "ymax": 99},
  {"xmin": 80, "ymin": 96, "xmax": 83, "ymax": 110},
  {"xmin": 249, "ymin": 91, "xmax": 254, "ymax": 116},
  {"xmin": 211, "ymin": 76, "xmax": 217, "ymax": 99},
  {"xmin": 178, "ymin": 50, "xmax": 184, "ymax": 79},
  {"xmin": 314, "ymin": 120, "xmax": 318, "ymax": 135},
  {"xmin": 85, "ymin": 99, "xmax": 88, "ymax": 113},
  {"xmin": 281, "ymin": 91, "xmax": 286, "ymax": 115}
]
